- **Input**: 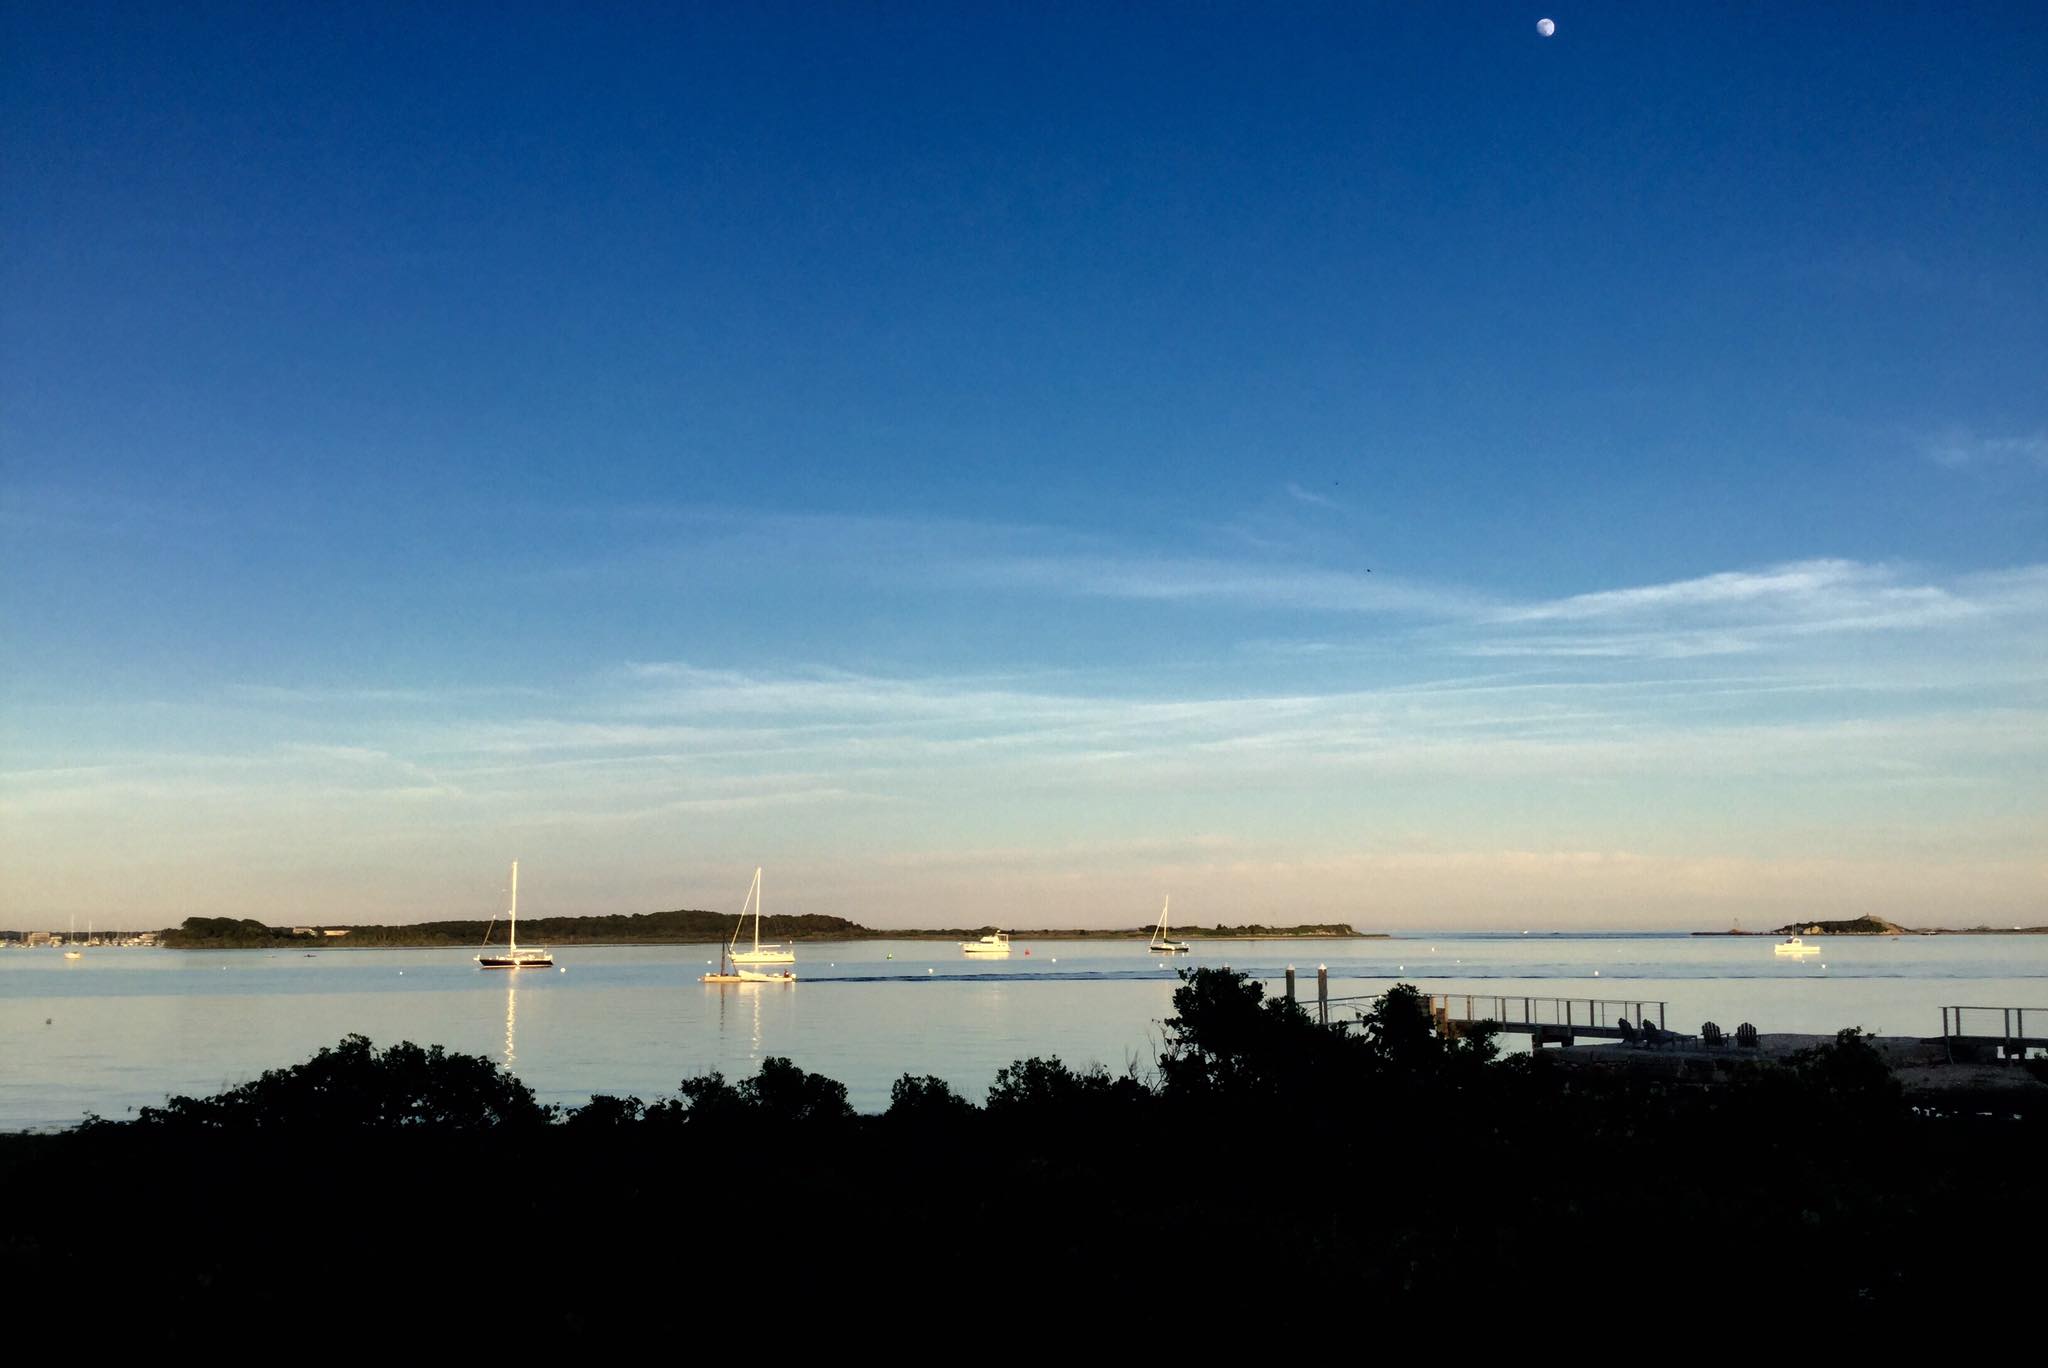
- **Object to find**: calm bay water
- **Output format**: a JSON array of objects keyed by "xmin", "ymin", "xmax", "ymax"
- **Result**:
[{"xmin": 4, "ymin": 934, "xmax": 2044, "ymax": 1131}]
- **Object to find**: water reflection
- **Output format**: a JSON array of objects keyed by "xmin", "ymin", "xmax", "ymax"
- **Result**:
[
  {"xmin": 710, "ymin": 980, "xmax": 770, "ymax": 1066},
  {"xmin": 503, "ymin": 977, "xmax": 517, "ymax": 1068}
]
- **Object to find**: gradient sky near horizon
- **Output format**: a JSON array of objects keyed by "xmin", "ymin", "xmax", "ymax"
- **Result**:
[{"xmin": 4, "ymin": 4, "xmax": 2045, "ymax": 930}]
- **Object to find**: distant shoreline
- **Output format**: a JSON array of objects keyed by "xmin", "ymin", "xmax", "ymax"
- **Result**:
[
  {"xmin": 1694, "ymin": 917, "xmax": 2048, "ymax": 937},
  {"xmin": 143, "ymin": 914, "xmax": 1378, "ymax": 950}
]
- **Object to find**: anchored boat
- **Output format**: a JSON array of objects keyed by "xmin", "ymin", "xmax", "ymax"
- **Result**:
[
  {"xmin": 476, "ymin": 861, "xmax": 554, "ymax": 969},
  {"xmin": 1773, "ymin": 935, "xmax": 1821, "ymax": 959},
  {"xmin": 960, "ymin": 931, "xmax": 1011, "ymax": 956},
  {"xmin": 1149, "ymin": 895, "xmax": 1190, "ymax": 955},
  {"xmin": 704, "ymin": 866, "xmax": 795, "ymax": 983}
]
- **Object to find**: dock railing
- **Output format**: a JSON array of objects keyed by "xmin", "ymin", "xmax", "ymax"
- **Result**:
[
  {"xmin": 1940, "ymin": 1005, "xmax": 2046, "ymax": 1061},
  {"xmin": 1288, "ymin": 977, "xmax": 1671, "ymax": 1046},
  {"xmin": 1424, "ymin": 992, "xmax": 1666, "ymax": 1036}
]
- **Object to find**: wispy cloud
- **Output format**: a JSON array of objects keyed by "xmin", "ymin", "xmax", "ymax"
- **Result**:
[
  {"xmin": 1924, "ymin": 430, "xmax": 2048, "ymax": 471},
  {"xmin": 1284, "ymin": 481, "xmax": 1344, "ymax": 512},
  {"xmin": 8, "ymin": 534, "xmax": 2047, "ymax": 925},
  {"xmin": 960, "ymin": 553, "xmax": 1485, "ymax": 617},
  {"xmin": 1469, "ymin": 559, "xmax": 2031, "ymax": 659}
]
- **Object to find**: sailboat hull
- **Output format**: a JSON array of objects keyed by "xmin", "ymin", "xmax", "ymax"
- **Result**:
[
  {"xmin": 1148, "ymin": 943, "xmax": 1190, "ymax": 954},
  {"xmin": 477, "ymin": 953, "xmax": 554, "ymax": 969}
]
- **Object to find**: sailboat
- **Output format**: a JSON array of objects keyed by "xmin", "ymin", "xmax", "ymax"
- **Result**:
[
  {"xmin": 475, "ymin": 861, "xmax": 553, "ymax": 969},
  {"xmin": 728, "ymin": 867, "xmax": 795, "ymax": 966},
  {"xmin": 1148, "ymin": 895, "xmax": 1190, "ymax": 955},
  {"xmin": 703, "ymin": 867, "xmax": 794, "ymax": 983},
  {"xmin": 63, "ymin": 914, "xmax": 82, "ymax": 959}
]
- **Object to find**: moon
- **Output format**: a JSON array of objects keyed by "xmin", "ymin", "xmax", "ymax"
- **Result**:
[{"xmin": 1537, "ymin": 17, "xmax": 1556, "ymax": 37}]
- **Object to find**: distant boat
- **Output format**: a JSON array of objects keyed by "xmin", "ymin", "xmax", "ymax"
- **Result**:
[
  {"xmin": 728, "ymin": 867, "xmax": 795, "ymax": 966},
  {"xmin": 476, "ymin": 861, "xmax": 553, "ymax": 969},
  {"xmin": 63, "ymin": 914, "xmax": 82, "ymax": 959},
  {"xmin": 704, "ymin": 867, "xmax": 795, "ymax": 983},
  {"xmin": 1148, "ymin": 895, "xmax": 1190, "ymax": 955},
  {"xmin": 1773, "ymin": 935, "xmax": 1820, "ymax": 959},
  {"xmin": 960, "ymin": 931, "xmax": 1011, "ymax": 956}
]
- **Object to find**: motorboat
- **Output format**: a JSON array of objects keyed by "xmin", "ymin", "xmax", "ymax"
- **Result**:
[{"xmin": 961, "ymin": 931, "xmax": 1011, "ymax": 956}]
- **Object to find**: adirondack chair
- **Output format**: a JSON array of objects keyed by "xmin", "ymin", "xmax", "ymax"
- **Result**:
[
  {"xmin": 1701, "ymin": 1021, "xmax": 1725, "ymax": 1047},
  {"xmin": 1617, "ymin": 1017, "xmax": 1643, "ymax": 1046},
  {"xmin": 1735, "ymin": 1022, "xmax": 1760, "ymax": 1048}
]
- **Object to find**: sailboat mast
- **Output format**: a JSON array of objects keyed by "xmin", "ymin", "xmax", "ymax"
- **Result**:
[
  {"xmin": 509, "ymin": 860, "xmax": 519, "ymax": 953},
  {"xmin": 752, "ymin": 866, "xmax": 763, "ymax": 953}
]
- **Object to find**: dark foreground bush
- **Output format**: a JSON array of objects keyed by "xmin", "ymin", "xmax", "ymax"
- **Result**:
[
  {"xmin": 8, "ymin": 968, "xmax": 2040, "ymax": 1341},
  {"xmin": 109, "ymin": 1033, "xmax": 553, "ymax": 1131}
]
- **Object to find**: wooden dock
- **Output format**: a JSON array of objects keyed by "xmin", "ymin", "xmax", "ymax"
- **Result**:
[{"xmin": 1941, "ymin": 1005, "xmax": 2047, "ymax": 1061}]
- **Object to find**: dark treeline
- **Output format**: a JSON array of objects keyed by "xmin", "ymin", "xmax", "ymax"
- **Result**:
[
  {"xmin": 161, "ymin": 908, "xmax": 866, "ymax": 948},
  {"xmin": 5, "ymin": 969, "xmax": 2041, "ymax": 1340},
  {"xmin": 160, "ymin": 913, "xmax": 1361, "ymax": 948}
]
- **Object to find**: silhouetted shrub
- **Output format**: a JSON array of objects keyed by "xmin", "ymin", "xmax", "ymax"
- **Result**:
[
  {"xmin": 886, "ymin": 1073, "xmax": 978, "ymax": 1122},
  {"xmin": 985, "ymin": 1055, "xmax": 1147, "ymax": 1113},
  {"xmin": 130, "ymin": 1034, "xmax": 552, "ymax": 1130}
]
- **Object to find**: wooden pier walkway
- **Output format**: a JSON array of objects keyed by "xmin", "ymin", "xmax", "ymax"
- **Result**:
[{"xmin": 1280, "ymin": 968, "xmax": 1666, "ymax": 1047}]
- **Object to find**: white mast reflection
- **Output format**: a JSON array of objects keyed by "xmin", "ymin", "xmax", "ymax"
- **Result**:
[{"xmin": 503, "ymin": 976, "xmax": 518, "ymax": 1068}]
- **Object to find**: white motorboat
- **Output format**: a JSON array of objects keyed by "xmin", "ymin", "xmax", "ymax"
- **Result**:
[
  {"xmin": 1148, "ymin": 895, "xmax": 1190, "ymax": 955},
  {"xmin": 961, "ymin": 931, "xmax": 1011, "ymax": 956},
  {"xmin": 1773, "ymin": 935, "xmax": 1821, "ymax": 958},
  {"xmin": 476, "ymin": 861, "xmax": 554, "ymax": 969}
]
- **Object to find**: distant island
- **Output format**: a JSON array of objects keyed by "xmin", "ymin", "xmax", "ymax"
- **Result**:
[
  {"xmin": 159, "ymin": 912, "xmax": 1373, "ymax": 950},
  {"xmin": 1694, "ymin": 915, "xmax": 2048, "ymax": 937}
]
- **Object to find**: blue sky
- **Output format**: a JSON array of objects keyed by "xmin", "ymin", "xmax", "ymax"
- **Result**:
[{"xmin": 3, "ymin": 4, "xmax": 2044, "ymax": 928}]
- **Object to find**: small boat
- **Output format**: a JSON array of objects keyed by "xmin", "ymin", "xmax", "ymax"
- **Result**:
[
  {"xmin": 476, "ymin": 861, "xmax": 554, "ymax": 969},
  {"xmin": 705, "ymin": 867, "xmax": 795, "ymax": 983},
  {"xmin": 728, "ymin": 867, "xmax": 795, "ymax": 966},
  {"xmin": 1773, "ymin": 935, "xmax": 1821, "ymax": 958},
  {"xmin": 960, "ymin": 931, "xmax": 1011, "ymax": 956},
  {"xmin": 1148, "ymin": 895, "xmax": 1190, "ymax": 955}
]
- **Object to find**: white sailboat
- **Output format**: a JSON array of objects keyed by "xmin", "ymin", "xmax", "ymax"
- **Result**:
[
  {"xmin": 1148, "ymin": 895, "xmax": 1190, "ymax": 954},
  {"xmin": 704, "ymin": 867, "xmax": 794, "ymax": 982},
  {"xmin": 728, "ymin": 867, "xmax": 795, "ymax": 965},
  {"xmin": 63, "ymin": 914, "xmax": 82, "ymax": 959},
  {"xmin": 960, "ymin": 931, "xmax": 1011, "ymax": 955},
  {"xmin": 476, "ymin": 861, "xmax": 553, "ymax": 969}
]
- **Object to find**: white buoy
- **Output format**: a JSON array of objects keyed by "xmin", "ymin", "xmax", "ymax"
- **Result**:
[
  {"xmin": 1593, "ymin": 970, "xmax": 1600, "ymax": 976},
  {"xmin": 928, "ymin": 967, "xmax": 935, "ymax": 974},
  {"xmin": 1537, "ymin": 18, "xmax": 1556, "ymax": 38}
]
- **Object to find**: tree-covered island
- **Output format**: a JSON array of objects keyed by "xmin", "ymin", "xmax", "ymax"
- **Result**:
[{"xmin": 160, "ymin": 911, "xmax": 1374, "ymax": 949}]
